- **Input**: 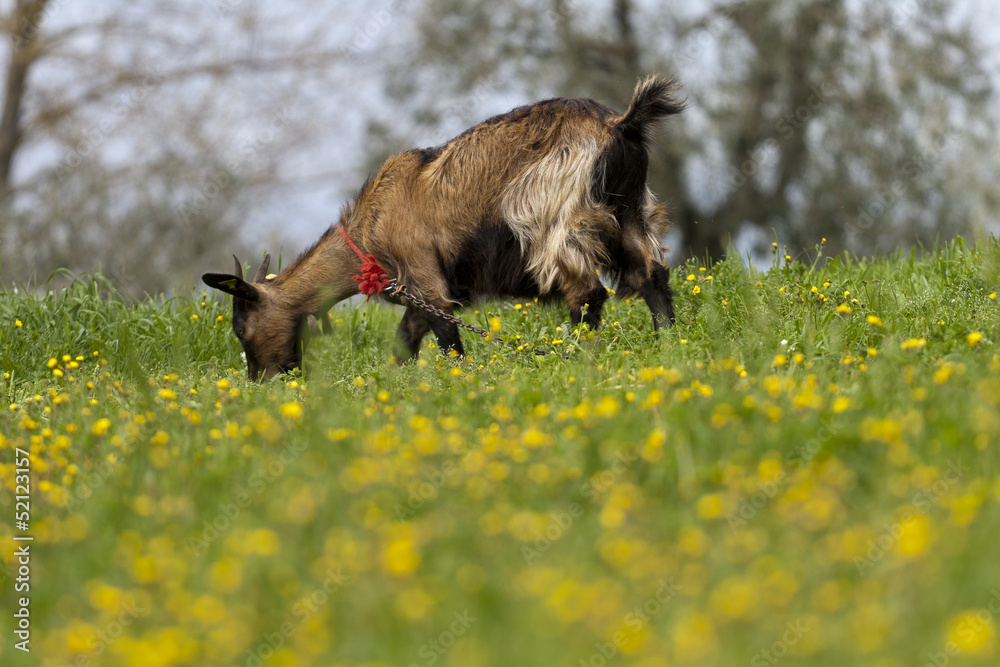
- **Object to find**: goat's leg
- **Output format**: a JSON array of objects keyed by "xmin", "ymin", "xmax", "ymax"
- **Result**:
[
  {"xmin": 561, "ymin": 264, "xmax": 609, "ymax": 331},
  {"xmin": 395, "ymin": 305, "xmax": 431, "ymax": 360},
  {"xmin": 568, "ymin": 283, "xmax": 609, "ymax": 331},
  {"xmin": 633, "ymin": 262, "xmax": 675, "ymax": 331},
  {"xmin": 426, "ymin": 310, "xmax": 465, "ymax": 357}
]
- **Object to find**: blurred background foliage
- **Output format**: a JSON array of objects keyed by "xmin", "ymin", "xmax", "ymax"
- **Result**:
[{"xmin": 1, "ymin": 0, "xmax": 998, "ymax": 295}]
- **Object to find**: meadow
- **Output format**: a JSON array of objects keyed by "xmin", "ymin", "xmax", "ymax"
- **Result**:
[{"xmin": 1, "ymin": 238, "xmax": 999, "ymax": 667}]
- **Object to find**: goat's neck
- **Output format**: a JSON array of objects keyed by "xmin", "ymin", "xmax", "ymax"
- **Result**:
[{"xmin": 274, "ymin": 228, "xmax": 362, "ymax": 314}]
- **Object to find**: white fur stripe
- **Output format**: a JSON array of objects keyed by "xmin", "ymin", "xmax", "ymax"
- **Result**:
[{"xmin": 500, "ymin": 138, "xmax": 610, "ymax": 293}]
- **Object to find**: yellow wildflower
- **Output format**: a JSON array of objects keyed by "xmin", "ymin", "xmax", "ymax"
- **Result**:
[
  {"xmin": 947, "ymin": 611, "xmax": 995, "ymax": 654},
  {"xmin": 92, "ymin": 418, "xmax": 112, "ymax": 436},
  {"xmin": 279, "ymin": 401, "xmax": 303, "ymax": 419}
]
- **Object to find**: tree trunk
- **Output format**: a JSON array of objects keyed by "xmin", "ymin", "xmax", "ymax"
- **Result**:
[{"xmin": 0, "ymin": 0, "xmax": 48, "ymax": 198}]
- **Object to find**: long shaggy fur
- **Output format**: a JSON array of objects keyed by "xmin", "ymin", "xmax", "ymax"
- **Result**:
[{"xmin": 203, "ymin": 76, "xmax": 686, "ymax": 379}]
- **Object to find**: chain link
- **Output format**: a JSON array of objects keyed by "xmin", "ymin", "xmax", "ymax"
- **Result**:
[
  {"xmin": 388, "ymin": 281, "xmax": 564, "ymax": 357},
  {"xmin": 389, "ymin": 280, "xmax": 491, "ymax": 338}
]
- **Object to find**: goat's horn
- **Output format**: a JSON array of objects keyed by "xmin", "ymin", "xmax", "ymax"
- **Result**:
[
  {"xmin": 253, "ymin": 253, "xmax": 271, "ymax": 283},
  {"xmin": 233, "ymin": 254, "xmax": 244, "ymax": 280}
]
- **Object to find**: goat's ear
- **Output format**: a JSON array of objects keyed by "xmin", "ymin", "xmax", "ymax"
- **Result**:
[
  {"xmin": 253, "ymin": 253, "xmax": 271, "ymax": 283},
  {"xmin": 298, "ymin": 313, "xmax": 322, "ymax": 343},
  {"xmin": 202, "ymin": 273, "xmax": 260, "ymax": 302}
]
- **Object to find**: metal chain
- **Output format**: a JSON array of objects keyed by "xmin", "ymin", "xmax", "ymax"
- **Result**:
[
  {"xmin": 389, "ymin": 280, "xmax": 491, "ymax": 338},
  {"xmin": 388, "ymin": 280, "xmax": 561, "ymax": 357}
]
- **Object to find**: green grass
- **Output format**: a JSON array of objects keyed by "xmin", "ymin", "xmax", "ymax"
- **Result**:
[{"xmin": 1, "ymin": 237, "xmax": 999, "ymax": 666}]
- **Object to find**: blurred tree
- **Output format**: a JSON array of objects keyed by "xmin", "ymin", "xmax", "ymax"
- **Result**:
[
  {"xmin": 368, "ymin": 0, "xmax": 999, "ymax": 260},
  {"xmin": 0, "ymin": 0, "xmax": 348, "ymax": 295}
]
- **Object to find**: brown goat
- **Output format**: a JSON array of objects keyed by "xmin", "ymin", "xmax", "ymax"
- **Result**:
[{"xmin": 203, "ymin": 76, "xmax": 685, "ymax": 381}]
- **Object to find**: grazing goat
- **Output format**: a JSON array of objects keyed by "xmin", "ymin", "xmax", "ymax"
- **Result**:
[{"xmin": 203, "ymin": 76, "xmax": 685, "ymax": 381}]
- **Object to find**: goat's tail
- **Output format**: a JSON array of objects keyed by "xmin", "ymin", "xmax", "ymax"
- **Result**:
[{"xmin": 615, "ymin": 76, "xmax": 686, "ymax": 146}]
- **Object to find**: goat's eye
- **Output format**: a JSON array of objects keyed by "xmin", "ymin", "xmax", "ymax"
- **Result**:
[{"xmin": 236, "ymin": 327, "xmax": 245, "ymax": 338}]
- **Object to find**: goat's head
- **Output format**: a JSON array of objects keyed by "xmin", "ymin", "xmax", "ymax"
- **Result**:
[{"xmin": 202, "ymin": 254, "xmax": 313, "ymax": 382}]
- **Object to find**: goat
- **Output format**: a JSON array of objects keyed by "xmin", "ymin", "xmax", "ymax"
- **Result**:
[{"xmin": 203, "ymin": 75, "xmax": 685, "ymax": 381}]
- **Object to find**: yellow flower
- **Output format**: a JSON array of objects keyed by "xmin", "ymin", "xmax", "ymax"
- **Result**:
[
  {"xmin": 490, "ymin": 317, "xmax": 501, "ymax": 332},
  {"xmin": 934, "ymin": 365, "xmax": 953, "ymax": 385},
  {"xmin": 15, "ymin": 319, "xmax": 22, "ymax": 327},
  {"xmin": 896, "ymin": 515, "xmax": 930, "ymax": 557},
  {"xmin": 159, "ymin": 388, "xmax": 177, "ymax": 400},
  {"xmin": 642, "ymin": 389, "xmax": 663, "ymax": 409},
  {"xmin": 594, "ymin": 395, "xmax": 620, "ymax": 417},
  {"xmin": 92, "ymin": 418, "xmax": 112, "ymax": 436},
  {"xmin": 696, "ymin": 493, "xmax": 725, "ymax": 520},
  {"xmin": 279, "ymin": 401, "xmax": 303, "ymax": 419},
  {"xmin": 832, "ymin": 397, "xmax": 851, "ymax": 413},
  {"xmin": 217, "ymin": 378, "xmax": 230, "ymax": 389},
  {"xmin": 692, "ymin": 285, "xmax": 701, "ymax": 295},
  {"xmin": 383, "ymin": 537, "xmax": 420, "ymax": 576},
  {"xmin": 150, "ymin": 430, "xmax": 170, "ymax": 446},
  {"xmin": 947, "ymin": 610, "xmax": 995, "ymax": 654},
  {"xmin": 672, "ymin": 612, "xmax": 717, "ymax": 662},
  {"xmin": 773, "ymin": 354, "xmax": 788, "ymax": 367},
  {"xmin": 836, "ymin": 303, "xmax": 852, "ymax": 315},
  {"xmin": 522, "ymin": 427, "xmax": 546, "ymax": 447},
  {"xmin": 900, "ymin": 338, "xmax": 927, "ymax": 351},
  {"xmin": 968, "ymin": 331, "xmax": 983, "ymax": 348}
]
